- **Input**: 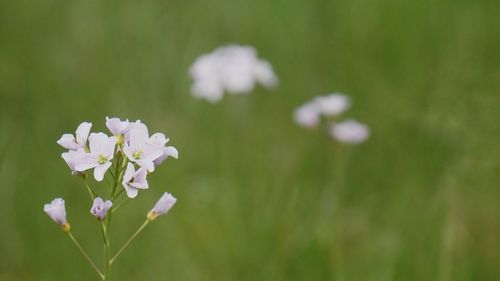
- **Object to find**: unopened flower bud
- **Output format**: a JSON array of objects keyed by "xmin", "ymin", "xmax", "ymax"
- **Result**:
[
  {"xmin": 44, "ymin": 198, "xmax": 69, "ymax": 229},
  {"xmin": 147, "ymin": 192, "xmax": 177, "ymax": 221}
]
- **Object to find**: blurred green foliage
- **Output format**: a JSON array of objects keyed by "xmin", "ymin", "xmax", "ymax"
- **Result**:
[{"xmin": 1, "ymin": 0, "xmax": 500, "ymax": 280}]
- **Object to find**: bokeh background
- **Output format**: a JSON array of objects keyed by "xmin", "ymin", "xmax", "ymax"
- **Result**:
[{"xmin": 1, "ymin": 0, "xmax": 500, "ymax": 280}]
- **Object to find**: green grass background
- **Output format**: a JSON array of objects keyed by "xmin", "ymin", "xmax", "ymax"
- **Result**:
[{"xmin": 1, "ymin": 0, "xmax": 500, "ymax": 280}]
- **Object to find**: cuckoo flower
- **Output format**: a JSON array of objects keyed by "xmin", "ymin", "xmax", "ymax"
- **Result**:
[
  {"xmin": 294, "ymin": 102, "xmax": 321, "ymax": 128},
  {"xmin": 105, "ymin": 117, "xmax": 131, "ymax": 144},
  {"xmin": 122, "ymin": 163, "xmax": 149, "ymax": 198},
  {"xmin": 147, "ymin": 192, "xmax": 177, "ymax": 221},
  {"xmin": 57, "ymin": 122, "xmax": 92, "ymax": 151},
  {"xmin": 329, "ymin": 119, "xmax": 370, "ymax": 144},
  {"xmin": 123, "ymin": 123, "xmax": 163, "ymax": 172},
  {"xmin": 148, "ymin": 133, "xmax": 179, "ymax": 166},
  {"xmin": 74, "ymin": 132, "xmax": 117, "ymax": 181},
  {"xmin": 314, "ymin": 93, "xmax": 350, "ymax": 116},
  {"xmin": 61, "ymin": 149, "xmax": 86, "ymax": 175},
  {"xmin": 90, "ymin": 197, "xmax": 113, "ymax": 220},
  {"xmin": 189, "ymin": 44, "xmax": 278, "ymax": 102},
  {"xmin": 44, "ymin": 198, "xmax": 70, "ymax": 231}
]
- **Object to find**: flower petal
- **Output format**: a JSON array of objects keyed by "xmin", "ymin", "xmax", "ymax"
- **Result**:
[
  {"xmin": 122, "ymin": 143, "xmax": 135, "ymax": 162},
  {"xmin": 128, "ymin": 122, "xmax": 149, "ymax": 152},
  {"xmin": 148, "ymin": 133, "xmax": 168, "ymax": 147},
  {"xmin": 103, "ymin": 136, "xmax": 117, "ymax": 159},
  {"xmin": 125, "ymin": 185, "xmax": 138, "ymax": 198},
  {"xmin": 76, "ymin": 122, "xmax": 92, "ymax": 146},
  {"xmin": 74, "ymin": 153, "xmax": 98, "ymax": 172},
  {"xmin": 94, "ymin": 162, "xmax": 112, "ymax": 182},
  {"xmin": 136, "ymin": 159, "xmax": 155, "ymax": 172},
  {"xmin": 122, "ymin": 163, "xmax": 135, "ymax": 184},
  {"xmin": 164, "ymin": 146, "xmax": 179, "ymax": 159},
  {"xmin": 57, "ymin": 134, "xmax": 78, "ymax": 150},
  {"xmin": 89, "ymin": 132, "xmax": 108, "ymax": 155}
]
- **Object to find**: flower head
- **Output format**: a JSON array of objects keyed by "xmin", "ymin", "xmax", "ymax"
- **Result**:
[
  {"xmin": 90, "ymin": 197, "xmax": 113, "ymax": 220},
  {"xmin": 147, "ymin": 192, "xmax": 177, "ymax": 221},
  {"xmin": 74, "ymin": 132, "xmax": 117, "ymax": 181},
  {"xmin": 314, "ymin": 93, "xmax": 350, "ymax": 116},
  {"xmin": 44, "ymin": 198, "xmax": 70, "ymax": 231},
  {"xmin": 122, "ymin": 163, "xmax": 149, "ymax": 198},
  {"xmin": 294, "ymin": 102, "xmax": 321, "ymax": 128},
  {"xmin": 123, "ymin": 123, "xmax": 163, "ymax": 172},
  {"xmin": 189, "ymin": 44, "xmax": 278, "ymax": 102},
  {"xmin": 329, "ymin": 119, "xmax": 370, "ymax": 144},
  {"xmin": 57, "ymin": 122, "xmax": 92, "ymax": 151}
]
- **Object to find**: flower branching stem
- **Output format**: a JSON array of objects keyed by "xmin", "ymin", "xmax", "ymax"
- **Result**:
[
  {"xmin": 67, "ymin": 231, "xmax": 104, "ymax": 279},
  {"xmin": 82, "ymin": 178, "xmax": 98, "ymax": 200},
  {"xmin": 102, "ymin": 150, "xmax": 129, "ymax": 281},
  {"xmin": 111, "ymin": 197, "xmax": 128, "ymax": 214},
  {"xmin": 110, "ymin": 219, "xmax": 150, "ymax": 265}
]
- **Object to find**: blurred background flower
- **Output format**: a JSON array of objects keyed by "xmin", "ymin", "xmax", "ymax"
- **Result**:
[{"xmin": 189, "ymin": 45, "xmax": 278, "ymax": 102}]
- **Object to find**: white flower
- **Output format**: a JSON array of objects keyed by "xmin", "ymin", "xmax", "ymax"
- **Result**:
[
  {"xmin": 106, "ymin": 117, "xmax": 131, "ymax": 136},
  {"xmin": 74, "ymin": 133, "xmax": 117, "ymax": 181},
  {"xmin": 90, "ymin": 197, "xmax": 113, "ymax": 220},
  {"xmin": 294, "ymin": 102, "xmax": 321, "ymax": 128},
  {"xmin": 254, "ymin": 59, "xmax": 278, "ymax": 88},
  {"xmin": 57, "ymin": 122, "xmax": 92, "ymax": 151},
  {"xmin": 123, "ymin": 122, "xmax": 164, "ymax": 172},
  {"xmin": 44, "ymin": 198, "xmax": 68, "ymax": 226},
  {"xmin": 147, "ymin": 133, "xmax": 179, "ymax": 166},
  {"xmin": 61, "ymin": 149, "xmax": 86, "ymax": 175},
  {"xmin": 122, "ymin": 163, "xmax": 149, "ymax": 198},
  {"xmin": 314, "ymin": 93, "xmax": 350, "ymax": 116},
  {"xmin": 147, "ymin": 192, "xmax": 177, "ymax": 221},
  {"xmin": 329, "ymin": 119, "xmax": 370, "ymax": 144},
  {"xmin": 191, "ymin": 79, "xmax": 224, "ymax": 103},
  {"xmin": 189, "ymin": 44, "xmax": 278, "ymax": 102}
]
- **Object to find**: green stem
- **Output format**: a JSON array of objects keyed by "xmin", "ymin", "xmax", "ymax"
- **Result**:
[
  {"xmin": 67, "ymin": 231, "xmax": 104, "ymax": 280},
  {"xmin": 110, "ymin": 220, "xmax": 150, "ymax": 265},
  {"xmin": 111, "ymin": 197, "xmax": 129, "ymax": 214},
  {"xmin": 112, "ymin": 188, "xmax": 125, "ymax": 201},
  {"xmin": 101, "ymin": 221, "xmax": 111, "ymax": 281},
  {"xmin": 102, "ymin": 151, "xmax": 127, "ymax": 281},
  {"xmin": 82, "ymin": 178, "xmax": 98, "ymax": 200}
]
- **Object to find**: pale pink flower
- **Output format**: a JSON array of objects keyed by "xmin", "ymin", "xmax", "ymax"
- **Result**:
[
  {"xmin": 74, "ymin": 133, "xmax": 117, "ymax": 181},
  {"xmin": 122, "ymin": 163, "xmax": 149, "ymax": 198},
  {"xmin": 57, "ymin": 122, "xmax": 92, "ymax": 151}
]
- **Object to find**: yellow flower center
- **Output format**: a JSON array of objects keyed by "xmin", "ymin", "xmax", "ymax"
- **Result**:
[
  {"xmin": 98, "ymin": 155, "xmax": 107, "ymax": 164},
  {"xmin": 133, "ymin": 151, "xmax": 142, "ymax": 159}
]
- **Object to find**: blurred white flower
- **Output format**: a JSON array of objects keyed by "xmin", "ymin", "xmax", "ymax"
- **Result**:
[
  {"xmin": 44, "ymin": 198, "xmax": 68, "ymax": 226},
  {"xmin": 189, "ymin": 44, "xmax": 278, "ymax": 102},
  {"xmin": 57, "ymin": 122, "xmax": 92, "ymax": 151},
  {"xmin": 90, "ymin": 197, "xmax": 113, "ymax": 220},
  {"xmin": 74, "ymin": 133, "xmax": 117, "ymax": 181},
  {"xmin": 329, "ymin": 119, "xmax": 370, "ymax": 144},
  {"xmin": 122, "ymin": 163, "xmax": 149, "ymax": 198},
  {"xmin": 314, "ymin": 93, "xmax": 350, "ymax": 116},
  {"xmin": 293, "ymin": 102, "xmax": 321, "ymax": 128},
  {"xmin": 147, "ymin": 192, "xmax": 177, "ymax": 220}
]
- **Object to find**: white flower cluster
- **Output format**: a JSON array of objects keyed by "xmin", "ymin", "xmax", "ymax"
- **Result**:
[
  {"xmin": 46, "ymin": 117, "xmax": 179, "ymax": 228},
  {"xmin": 189, "ymin": 44, "xmax": 278, "ymax": 103},
  {"xmin": 57, "ymin": 117, "xmax": 178, "ymax": 191},
  {"xmin": 294, "ymin": 93, "xmax": 370, "ymax": 144}
]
